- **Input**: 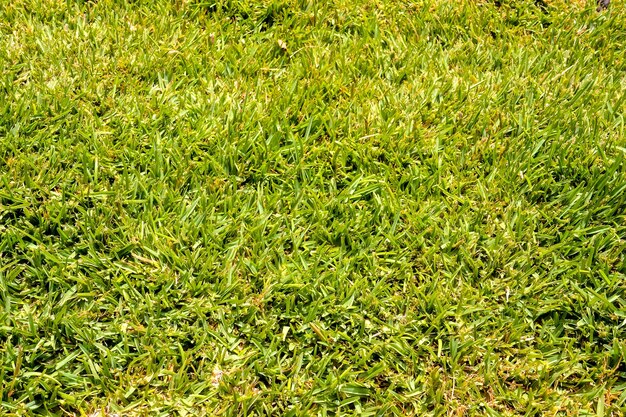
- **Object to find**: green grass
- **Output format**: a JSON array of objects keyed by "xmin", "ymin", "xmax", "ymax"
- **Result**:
[{"xmin": 1, "ymin": 0, "xmax": 626, "ymax": 415}]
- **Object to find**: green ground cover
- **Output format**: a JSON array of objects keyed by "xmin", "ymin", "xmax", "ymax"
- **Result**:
[{"xmin": 1, "ymin": 0, "xmax": 626, "ymax": 415}]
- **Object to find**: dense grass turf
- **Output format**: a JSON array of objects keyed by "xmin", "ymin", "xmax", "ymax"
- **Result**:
[{"xmin": 1, "ymin": 0, "xmax": 626, "ymax": 415}]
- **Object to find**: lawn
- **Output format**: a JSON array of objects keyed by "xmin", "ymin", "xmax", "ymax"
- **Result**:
[{"xmin": 1, "ymin": 0, "xmax": 625, "ymax": 415}]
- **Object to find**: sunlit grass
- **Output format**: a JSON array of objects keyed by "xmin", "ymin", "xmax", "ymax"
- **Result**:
[{"xmin": 1, "ymin": 0, "xmax": 625, "ymax": 415}]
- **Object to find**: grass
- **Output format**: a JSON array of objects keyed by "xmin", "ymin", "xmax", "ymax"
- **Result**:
[{"xmin": 1, "ymin": 0, "xmax": 625, "ymax": 415}]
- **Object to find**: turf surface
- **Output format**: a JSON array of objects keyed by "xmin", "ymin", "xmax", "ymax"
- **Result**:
[{"xmin": 1, "ymin": 0, "xmax": 626, "ymax": 415}]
